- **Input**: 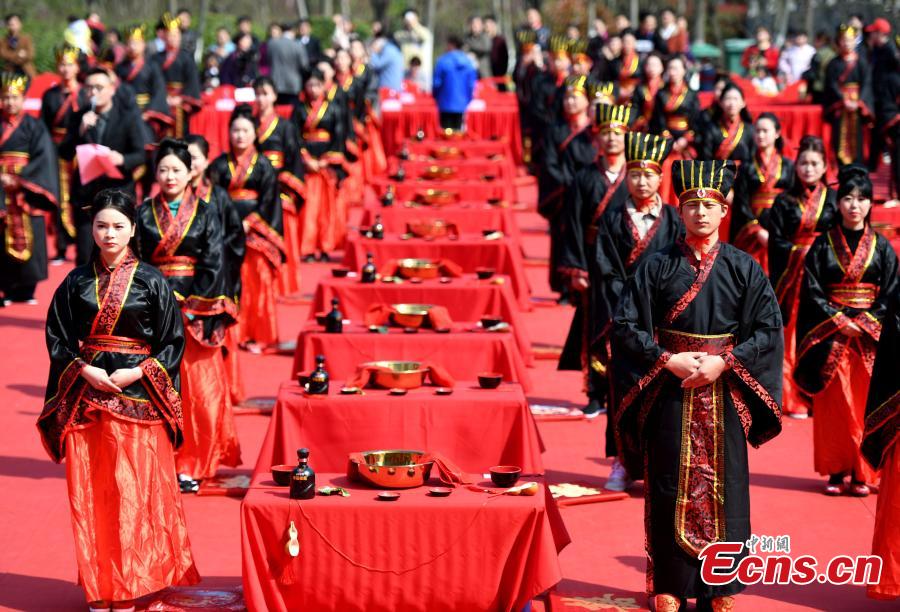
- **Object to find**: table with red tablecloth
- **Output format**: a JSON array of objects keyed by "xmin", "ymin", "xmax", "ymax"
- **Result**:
[
  {"xmin": 358, "ymin": 201, "xmax": 523, "ymax": 251},
  {"xmin": 189, "ymin": 98, "xmax": 294, "ymax": 159},
  {"xmin": 386, "ymin": 157, "xmax": 518, "ymax": 182},
  {"xmin": 343, "ymin": 233, "xmax": 532, "ymax": 310},
  {"xmin": 241, "ymin": 472, "xmax": 568, "ymax": 612},
  {"xmin": 255, "ymin": 380, "xmax": 544, "ymax": 475},
  {"xmin": 466, "ymin": 103, "xmax": 523, "ymax": 165},
  {"xmin": 292, "ymin": 322, "xmax": 533, "ymax": 391},
  {"xmin": 368, "ymin": 175, "xmax": 515, "ymax": 205},
  {"xmin": 309, "ymin": 274, "xmax": 532, "ymax": 364},
  {"xmin": 380, "ymin": 99, "xmax": 442, "ymax": 157}
]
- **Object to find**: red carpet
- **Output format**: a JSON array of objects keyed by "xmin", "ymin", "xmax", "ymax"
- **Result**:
[{"xmin": 0, "ymin": 204, "xmax": 887, "ymax": 610}]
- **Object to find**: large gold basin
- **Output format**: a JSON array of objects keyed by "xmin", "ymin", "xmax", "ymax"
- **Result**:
[
  {"xmin": 347, "ymin": 449, "xmax": 434, "ymax": 489},
  {"xmin": 361, "ymin": 360, "xmax": 428, "ymax": 389},
  {"xmin": 397, "ymin": 258, "xmax": 440, "ymax": 280},
  {"xmin": 390, "ymin": 304, "xmax": 433, "ymax": 328}
]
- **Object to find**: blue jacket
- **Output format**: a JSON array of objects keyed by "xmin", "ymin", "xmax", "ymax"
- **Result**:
[
  {"xmin": 370, "ymin": 41, "xmax": 404, "ymax": 92},
  {"xmin": 432, "ymin": 49, "xmax": 477, "ymax": 113}
]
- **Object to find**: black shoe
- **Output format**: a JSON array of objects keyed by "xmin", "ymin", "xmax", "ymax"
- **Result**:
[
  {"xmin": 178, "ymin": 474, "xmax": 200, "ymax": 493},
  {"xmin": 556, "ymin": 295, "xmax": 570, "ymax": 306},
  {"xmin": 318, "ymin": 252, "xmax": 332, "ymax": 262},
  {"xmin": 302, "ymin": 254, "xmax": 317, "ymax": 263},
  {"xmin": 582, "ymin": 398, "xmax": 606, "ymax": 419}
]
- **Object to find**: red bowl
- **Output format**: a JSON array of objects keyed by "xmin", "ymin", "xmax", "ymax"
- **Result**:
[
  {"xmin": 478, "ymin": 372, "xmax": 502, "ymax": 389},
  {"xmin": 271, "ymin": 464, "xmax": 294, "ymax": 486},
  {"xmin": 489, "ymin": 465, "xmax": 521, "ymax": 488}
]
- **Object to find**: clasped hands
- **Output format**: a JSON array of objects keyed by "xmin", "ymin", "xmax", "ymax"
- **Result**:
[
  {"xmin": 665, "ymin": 351, "xmax": 728, "ymax": 388},
  {"xmin": 81, "ymin": 364, "xmax": 143, "ymax": 393}
]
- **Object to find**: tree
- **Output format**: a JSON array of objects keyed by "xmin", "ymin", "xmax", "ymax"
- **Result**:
[{"xmin": 694, "ymin": 0, "xmax": 708, "ymax": 43}]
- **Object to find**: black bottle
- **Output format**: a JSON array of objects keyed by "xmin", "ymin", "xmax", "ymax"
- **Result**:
[
  {"xmin": 399, "ymin": 145, "xmax": 409, "ymax": 160},
  {"xmin": 289, "ymin": 448, "xmax": 316, "ymax": 500},
  {"xmin": 381, "ymin": 184, "xmax": 395, "ymax": 207},
  {"xmin": 393, "ymin": 164, "xmax": 405, "ymax": 182},
  {"xmin": 324, "ymin": 298, "xmax": 343, "ymax": 333},
  {"xmin": 361, "ymin": 253, "xmax": 377, "ymax": 283},
  {"xmin": 415, "ymin": 128, "xmax": 426, "ymax": 141},
  {"xmin": 307, "ymin": 355, "xmax": 329, "ymax": 395},
  {"xmin": 371, "ymin": 215, "xmax": 385, "ymax": 240}
]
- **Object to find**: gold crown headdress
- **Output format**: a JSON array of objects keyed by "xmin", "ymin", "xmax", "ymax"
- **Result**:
[
  {"xmin": 564, "ymin": 75, "xmax": 588, "ymax": 97},
  {"xmin": 568, "ymin": 39, "xmax": 589, "ymax": 61},
  {"xmin": 55, "ymin": 44, "xmax": 80, "ymax": 65},
  {"xmin": 672, "ymin": 160, "xmax": 736, "ymax": 207},
  {"xmin": 595, "ymin": 103, "xmax": 633, "ymax": 132},
  {"xmin": 516, "ymin": 30, "xmax": 537, "ymax": 51},
  {"xmin": 549, "ymin": 35, "xmax": 570, "ymax": 57},
  {"xmin": 125, "ymin": 24, "xmax": 145, "ymax": 43},
  {"xmin": 838, "ymin": 23, "xmax": 858, "ymax": 38},
  {"xmin": 625, "ymin": 132, "xmax": 673, "ymax": 175},
  {"xmin": 0, "ymin": 73, "xmax": 28, "ymax": 95},
  {"xmin": 161, "ymin": 12, "xmax": 181, "ymax": 33},
  {"xmin": 587, "ymin": 81, "xmax": 615, "ymax": 103}
]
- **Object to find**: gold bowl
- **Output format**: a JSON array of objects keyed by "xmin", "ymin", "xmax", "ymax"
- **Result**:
[
  {"xmin": 391, "ymin": 304, "xmax": 433, "ymax": 328},
  {"xmin": 361, "ymin": 360, "xmax": 428, "ymax": 389},
  {"xmin": 423, "ymin": 165, "xmax": 456, "ymax": 180},
  {"xmin": 431, "ymin": 146, "xmax": 463, "ymax": 160},
  {"xmin": 397, "ymin": 258, "xmax": 440, "ymax": 280},
  {"xmin": 407, "ymin": 218, "xmax": 453, "ymax": 239},
  {"xmin": 347, "ymin": 449, "xmax": 434, "ymax": 489},
  {"xmin": 415, "ymin": 189, "xmax": 458, "ymax": 205}
]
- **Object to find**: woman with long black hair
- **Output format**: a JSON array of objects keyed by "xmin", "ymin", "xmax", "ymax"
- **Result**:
[
  {"xmin": 39, "ymin": 188, "xmax": 199, "ymax": 611},
  {"xmin": 137, "ymin": 138, "xmax": 240, "ymax": 492},
  {"xmin": 731, "ymin": 112, "xmax": 795, "ymax": 274},
  {"xmin": 795, "ymin": 165, "xmax": 898, "ymax": 496},
  {"xmin": 698, "ymin": 81, "xmax": 755, "ymax": 163}
]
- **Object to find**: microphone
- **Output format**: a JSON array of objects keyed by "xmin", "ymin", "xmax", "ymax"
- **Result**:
[{"xmin": 89, "ymin": 96, "xmax": 97, "ymax": 113}]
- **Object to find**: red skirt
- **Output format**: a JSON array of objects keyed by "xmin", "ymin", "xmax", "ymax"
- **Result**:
[
  {"xmin": 783, "ymin": 295, "xmax": 812, "ymax": 416},
  {"xmin": 223, "ymin": 323, "xmax": 245, "ymax": 405},
  {"xmin": 870, "ymin": 442, "xmax": 900, "ymax": 600},
  {"xmin": 362, "ymin": 119, "xmax": 387, "ymax": 180},
  {"xmin": 276, "ymin": 194, "xmax": 303, "ymax": 297},
  {"xmin": 175, "ymin": 332, "xmax": 241, "ymax": 479},
  {"xmin": 65, "ymin": 413, "xmax": 200, "ymax": 602},
  {"xmin": 300, "ymin": 170, "xmax": 342, "ymax": 256},
  {"xmin": 812, "ymin": 347, "xmax": 876, "ymax": 482},
  {"xmin": 239, "ymin": 248, "xmax": 279, "ymax": 346},
  {"xmin": 342, "ymin": 158, "xmax": 365, "ymax": 207}
]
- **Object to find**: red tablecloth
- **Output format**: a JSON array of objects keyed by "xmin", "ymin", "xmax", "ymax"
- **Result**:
[
  {"xmin": 309, "ymin": 274, "xmax": 532, "ymax": 364},
  {"xmin": 380, "ymin": 100, "xmax": 442, "ymax": 157},
  {"xmin": 359, "ymin": 201, "xmax": 523, "ymax": 250},
  {"xmin": 368, "ymin": 176, "xmax": 515, "ymax": 205},
  {"xmin": 872, "ymin": 205, "xmax": 900, "ymax": 228},
  {"xmin": 255, "ymin": 380, "xmax": 544, "ymax": 475},
  {"xmin": 189, "ymin": 102, "xmax": 294, "ymax": 159},
  {"xmin": 343, "ymin": 233, "xmax": 532, "ymax": 310},
  {"xmin": 466, "ymin": 104, "xmax": 524, "ymax": 165},
  {"xmin": 241, "ymin": 473, "xmax": 568, "ymax": 612},
  {"xmin": 403, "ymin": 138, "xmax": 513, "ymax": 161},
  {"xmin": 386, "ymin": 157, "xmax": 518, "ymax": 182},
  {"xmin": 292, "ymin": 323, "xmax": 533, "ymax": 391},
  {"xmin": 751, "ymin": 104, "xmax": 825, "ymax": 155}
]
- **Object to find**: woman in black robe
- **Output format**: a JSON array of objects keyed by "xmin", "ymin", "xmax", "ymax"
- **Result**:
[
  {"xmin": 0, "ymin": 73, "xmax": 60, "ymax": 303},
  {"xmin": 187, "ymin": 134, "xmax": 247, "ymax": 409},
  {"xmin": 613, "ymin": 160, "xmax": 783, "ymax": 611},
  {"xmin": 115, "ymin": 25, "xmax": 173, "ymax": 139},
  {"xmin": 795, "ymin": 165, "xmax": 898, "ymax": 496},
  {"xmin": 862, "ymin": 289, "xmax": 900, "ymax": 600},
  {"xmin": 39, "ymin": 189, "xmax": 198, "ymax": 608},
  {"xmin": 823, "ymin": 24, "xmax": 875, "ymax": 166},
  {"xmin": 731, "ymin": 113, "xmax": 794, "ymax": 274},
  {"xmin": 698, "ymin": 82, "xmax": 755, "ymax": 164},
  {"xmin": 137, "ymin": 139, "xmax": 240, "ymax": 491},
  {"xmin": 291, "ymin": 68, "xmax": 347, "ymax": 261},
  {"xmin": 209, "ymin": 105, "xmax": 283, "ymax": 349},
  {"xmin": 538, "ymin": 75, "xmax": 596, "ymax": 302},
  {"xmin": 768, "ymin": 136, "xmax": 838, "ymax": 417}
]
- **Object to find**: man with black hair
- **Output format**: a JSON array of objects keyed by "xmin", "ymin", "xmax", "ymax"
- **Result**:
[
  {"xmin": 177, "ymin": 8, "xmax": 200, "ymax": 61},
  {"xmin": 297, "ymin": 18, "xmax": 322, "ymax": 78},
  {"xmin": 433, "ymin": 34, "xmax": 476, "ymax": 130},
  {"xmin": 60, "ymin": 67, "xmax": 149, "ymax": 264},
  {"xmin": 235, "ymin": 15, "xmax": 260, "ymax": 53},
  {"xmin": 0, "ymin": 14, "xmax": 34, "ymax": 77}
]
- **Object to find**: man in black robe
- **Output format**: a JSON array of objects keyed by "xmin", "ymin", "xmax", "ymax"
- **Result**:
[
  {"xmin": 613, "ymin": 160, "xmax": 783, "ymax": 611},
  {"xmin": 115, "ymin": 25, "xmax": 173, "ymax": 140},
  {"xmin": 60, "ymin": 67, "xmax": 149, "ymax": 265},
  {"xmin": 593, "ymin": 131, "xmax": 682, "ymax": 491},
  {"xmin": 153, "ymin": 13, "xmax": 201, "ymax": 139},
  {"xmin": 527, "ymin": 36, "xmax": 571, "ymax": 168},
  {"xmin": 557, "ymin": 102, "xmax": 632, "ymax": 418},
  {"xmin": 0, "ymin": 73, "xmax": 60, "ymax": 303}
]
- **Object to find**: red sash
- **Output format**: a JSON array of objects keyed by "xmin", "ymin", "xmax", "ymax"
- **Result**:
[
  {"xmin": 557, "ymin": 122, "xmax": 589, "ymax": 153},
  {"xmin": 303, "ymin": 96, "xmax": 330, "ymax": 133},
  {"xmin": 90, "ymin": 251, "xmax": 139, "ymax": 336},
  {"xmin": 257, "ymin": 113, "xmax": 279, "ymax": 145},
  {"xmin": 663, "ymin": 240, "xmax": 722, "ymax": 324},
  {"xmin": 150, "ymin": 190, "xmax": 200, "ymax": 264},
  {"xmin": 664, "ymin": 83, "xmax": 688, "ymax": 113},
  {"xmin": 828, "ymin": 224, "xmax": 876, "ymax": 285},
  {"xmin": 162, "ymin": 49, "xmax": 177, "ymax": 70},
  {"xmin": 774, "ymin": 184, "xmax": 826, "ymax": 304},
  {"xmin": 750, "ymin": 151, "xmax": 783, "ymax": 214},
  {"xmin": 715, "ymin": 118, "xmax": 745, "ymax": 160},
  {"xmin": 126, "ymin": 58, "xmax": 145, "ymax": 82},
  {"xmin": 228, "ymin": 149, "xmax": 258, "ymax": 193}
]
